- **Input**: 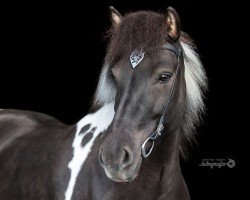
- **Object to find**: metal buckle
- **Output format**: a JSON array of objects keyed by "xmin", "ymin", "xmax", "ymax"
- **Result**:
[{"xmin": 157, "ymin": 124, "xmax": 164, "ymax": 136}]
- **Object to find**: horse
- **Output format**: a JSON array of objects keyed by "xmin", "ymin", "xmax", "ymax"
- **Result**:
[{"xmin": 0, "ymin": 6, "xmax": 207, "ymax": 200}]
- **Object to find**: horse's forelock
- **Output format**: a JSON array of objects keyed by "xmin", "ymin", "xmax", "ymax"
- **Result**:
[
  {"xmin": 93, "ymin": 65, "xmax": 116, "ymax": 108},
  {"xmin": 106, "ymin": 11, "xmax": 167, "ymax": 64}
]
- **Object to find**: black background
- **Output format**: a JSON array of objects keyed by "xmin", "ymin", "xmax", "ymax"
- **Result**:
[{"xmin": 1, "ymin": 0, "xmax": 242, "ymax": 199}]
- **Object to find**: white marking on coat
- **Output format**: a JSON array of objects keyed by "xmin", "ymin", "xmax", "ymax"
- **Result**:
[{"xmin": 64, "ymin": 102, "xmax": 115, "ymax": 200}]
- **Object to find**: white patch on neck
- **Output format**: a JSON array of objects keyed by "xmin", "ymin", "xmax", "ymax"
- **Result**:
[{"xmin": 64, "ymin": 103, "xmax": 115, "ymax": 200}]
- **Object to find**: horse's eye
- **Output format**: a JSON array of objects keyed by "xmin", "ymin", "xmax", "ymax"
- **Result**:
[{"xmin": 159, "ymin": 73, "xmax": 172, "ymax": 83}]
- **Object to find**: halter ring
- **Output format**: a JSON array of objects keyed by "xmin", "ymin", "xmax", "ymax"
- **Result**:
[{"xmin": 141, "ymin": 136, "xmax": 155, "ymax": 158}]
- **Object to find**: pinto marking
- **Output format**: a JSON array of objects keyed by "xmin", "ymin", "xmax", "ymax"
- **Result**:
[{"xmin": 64, "ymin": 103, "xmax": 115, "ymax": 200}]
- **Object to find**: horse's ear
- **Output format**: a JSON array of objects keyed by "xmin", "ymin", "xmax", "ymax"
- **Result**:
[
  {"xmin": 165, "ymin": 7, "xmax": 181, "ymax": 41},
  {"xmin": 109, "ymin": 6, "xmax": 122, "ymax": 27}
]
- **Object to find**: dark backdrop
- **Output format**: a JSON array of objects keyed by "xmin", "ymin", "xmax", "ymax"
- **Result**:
[{"xmin": 1, "ymin": 1, "xmax": 241, "ymax": 199}]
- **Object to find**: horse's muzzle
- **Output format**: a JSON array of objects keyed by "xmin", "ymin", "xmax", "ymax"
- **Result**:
[{"xmin": 99, "ymin": 147, "xmax": 141, "ymax": 182}]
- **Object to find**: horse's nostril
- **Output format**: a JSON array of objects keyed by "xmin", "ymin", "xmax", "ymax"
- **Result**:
[
  {"xmin": 120, "ymin": 148, "xmax": 133, "ymax": 169},
  {"xmin": 99, "ymin": 147, "xmax": 133, "ymax": 171}
]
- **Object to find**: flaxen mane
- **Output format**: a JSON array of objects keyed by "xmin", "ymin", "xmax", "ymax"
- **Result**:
[{"xmin": 93, "ymin": 11, "xmax": 207, "ymax": 157}]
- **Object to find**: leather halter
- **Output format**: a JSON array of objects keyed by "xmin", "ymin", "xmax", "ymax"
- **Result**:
[{"xmin": 141, "ymin": 43, "xmax": 182, "ymax": 158}]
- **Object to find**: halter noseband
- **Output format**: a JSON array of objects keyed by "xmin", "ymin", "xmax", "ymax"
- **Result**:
[{"xmin": 141, "ymin": 43, "xmax": 182, "ymax": 158}]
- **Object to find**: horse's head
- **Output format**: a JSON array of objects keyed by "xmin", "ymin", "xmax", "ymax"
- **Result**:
[{"xmin": 96, "ymin": 7, "xmax": 206, "ymax": 182}]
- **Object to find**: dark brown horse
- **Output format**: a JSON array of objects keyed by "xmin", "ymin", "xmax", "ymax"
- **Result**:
[{"xmin": 0, "ymin": 7, "xmax": 207, "ymax": 200}]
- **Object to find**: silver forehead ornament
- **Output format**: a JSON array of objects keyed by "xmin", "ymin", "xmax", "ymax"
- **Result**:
[{"xmin": 130, "ymin": 50, "xmax": 145, "ymax": 68}]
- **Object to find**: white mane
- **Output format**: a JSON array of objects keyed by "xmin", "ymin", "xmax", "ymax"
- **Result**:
[
  {"xmin": 93, "ymin": 38, "xmax": 207, "ymax": 156},
  {"xmin": 180, "ymin": 40, "xmax": 207, "ymax": 155}
]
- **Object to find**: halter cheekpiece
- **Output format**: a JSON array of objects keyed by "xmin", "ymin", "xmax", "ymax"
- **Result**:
[{"xmin": 141, "ymin": 43, "xmax": 182, "ymax": 158}]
